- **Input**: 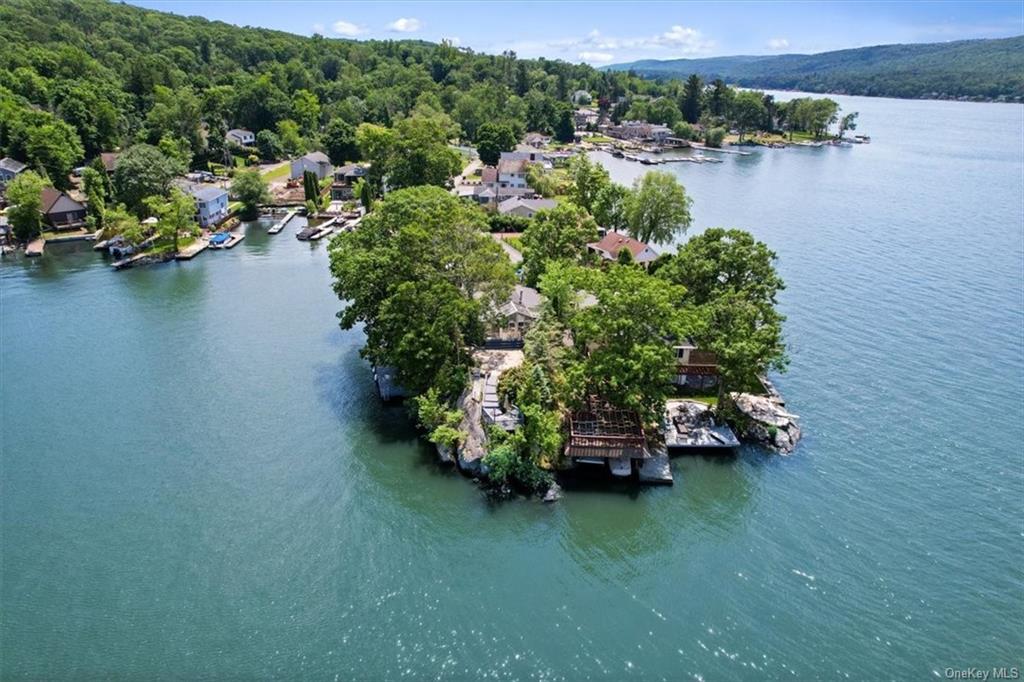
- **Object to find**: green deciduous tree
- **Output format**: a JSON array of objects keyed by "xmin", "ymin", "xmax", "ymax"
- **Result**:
[
  {"xmin": 625, "ymin": 171, "xmax": 692, "ymax": 245},
  {"xmin": 592, "ymin": 183, "xmax": 631, "ymax": 232},
  {"xmin": 730, "ymin": 90, "xmax": 768, "ymax": 141},
  {"xmin": 323, "ymin": 118, "xmax": 358, "ymax": 165},
  {"xmin": 521, "ymin": 202, "xmax": 599, "ymax": 286},
  {"xmin": 113, "ymin": 144, "xmax": 183, "ymax": 216},
  {"xmin": 565, "ymin": 153, "xmax": 611, "ymax": 213},
  {"xmin": 81, "ymin": 166, "xmax": 106, "ymax": 230},
  {"xmin": 144, "ymin": 187, "xmax": 198, "ymax": 254},
  {"xmin": 276, "ymin": 119, "xmax": 305, "ymax": 157},
  {"xmin": 231, "ymin": 168, "xmax": 270, "ymax": 219},
  {"xmin": 475, "ymin": 122, "xmax": 517, "ymax": 166},
  {"xmin": 6, "ymin": 170, "xmax": 45, "ymax": 242}
]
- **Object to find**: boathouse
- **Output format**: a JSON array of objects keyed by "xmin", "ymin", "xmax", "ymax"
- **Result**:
[{"xmin": 566, "ymin": 400, "xmax": 650, "ymax": 463}]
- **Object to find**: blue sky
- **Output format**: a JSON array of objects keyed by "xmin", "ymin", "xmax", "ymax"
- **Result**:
[{"xmin": 130, "ymin": 1, "xmax": 1023, "ymax": 65}]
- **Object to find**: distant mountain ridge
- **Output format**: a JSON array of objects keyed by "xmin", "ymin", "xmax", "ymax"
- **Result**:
[{"xmin": 603, "ymin": 36, "xmax": 1024, "ymax": 101}]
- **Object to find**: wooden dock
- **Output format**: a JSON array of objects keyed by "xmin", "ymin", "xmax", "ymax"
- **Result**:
[
  {"xmin": 175, "ymin": 240, "xmax": 208, "ymax": 260},
  {"xmin": 209, "ymin": 233, "xmax": 244, "ymax": 249},
  {"xmin": 268, "ymin": 209, "xmax": 297, "ymax": 234},
  {"xmin": 25, "ymin": 239, "xmax": 45, "ymax": 257},
  {"xmin": 638, "ymin": 447, "xmax": 673, "ymax": 485},
  {"xmin": 308, "ymin": 217, "xmax": 339, "ymax": 241}
]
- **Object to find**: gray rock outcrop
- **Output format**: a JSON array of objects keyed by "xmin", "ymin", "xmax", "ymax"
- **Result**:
[{"xmin": 730, "ymin": 392, "xmax": 802, "ymax": 454}]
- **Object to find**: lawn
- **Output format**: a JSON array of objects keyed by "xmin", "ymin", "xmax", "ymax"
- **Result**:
[{"xmin": 260, "ymin": 162, "xmax": 290, "ymax": 182}]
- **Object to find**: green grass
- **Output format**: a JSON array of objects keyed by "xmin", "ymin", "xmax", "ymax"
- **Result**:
[{"xmin": 261, "ymin": 163, "xmax": 290, "ymax": 182}]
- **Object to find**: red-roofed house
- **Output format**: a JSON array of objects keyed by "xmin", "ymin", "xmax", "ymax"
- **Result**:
[{"xmin": 587, "ymin": 231, "xmax": 658, "ymax": 267}]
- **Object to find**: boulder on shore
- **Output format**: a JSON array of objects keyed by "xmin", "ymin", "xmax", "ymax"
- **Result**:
[{"xmin": 730, "ymin": 392, "xmax": 802, "ymax": 454}]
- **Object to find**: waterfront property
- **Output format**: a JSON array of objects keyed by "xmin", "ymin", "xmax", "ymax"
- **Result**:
[
  {"xmin": 496, "ymin": 158, "xmax": 530, "ymax": 189},
  {"xmin": 40, "ymin": 187, "xmax": 87, "ymax": 230},
  {"xmin": 587, "ymin": 231, "xmax": 659, "ymax": 267},
  {"xmin": 289, "ymin": 151, "xmax": 333, "ymax": 181},
  {"xmin": 566, "ymin": 400, "xmax": 651, "ymax": 478},
  {"xmin": 485, "ymin": 285, "xmax": 543, "ymax": 348},
  {"xmin": 673, "ymin": 339, "xmax": 719, "ymax": 390},
  {"xmin": 330, "ymin": 164, "xmax": 368, "ymax": 200},
  {"xmin": 185, "ymin": 185, "xmax": 229, "ymax": 228},
  {"xmin": 0, "ymin": 157, "xmax": 27, "ymax": 185}
]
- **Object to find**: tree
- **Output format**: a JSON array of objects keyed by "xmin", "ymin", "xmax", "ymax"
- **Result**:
[
  {"xmin": 276, "ymin": 119, "xmax": 304, "ymax": 157},
  {"xmin": 329, "ymin": 186, "xmax": 514, "ymax": 397},
  {"xmin": 521, "ymin": 202, "xmax": 599, "ymax": 286},
  {"xmin": 730, "ymin": 90, "xmax": 768, "ymax": 141},
  {"xmin": 647, "ymin": 97, "xmax": 682, "ymax": 126},
  {"xmin": 475, "ymin": 122, "xmax": 517, "ymax": 166},
  {"xmin": 553, "ymin": 104, "xmax": 575, "ymax": 143},
  {"xmin": 23, "ymin": 120, "xmax": 84, "ymax": 190},
  {"xmin": 704, "ymin": 126, "xmax": 727, "ymax": 148},
  {"xmin": 112, "ymin": 144, "xmax": 183, "ymax": 216},
  {"xmin": 592, "ymin": 183, "xmax": 631, "ymax": 232},
  {"xmin": 81, "ymin": 166, "xmax": 106, "ymax": 230},
  {"xmin": 706, "ymin": 79, "xmax": 733, "ymax": 117},
  {"xmin": 625, "ymin": 171, "xmax": 692, "ymax": 245},
  {"xmin": 144, "ymin": 187, "xmax": 198, "ymax": 254},
  {"xmin": 231, "ymin": 168, "xmax": 269, "ymax": 219},
  {"xmin": 98, "ymin": 203, "xmax": 142, "ymax": 243},
  {"xmin": 565, "ymin": 153, "xmax": 611, "ymax": 213},
  {"xmin": 681, "ymin": 74, "xmax": 703, "ymax": 123},
  {"xmin": 256, "ymin": 130, "xmax": 283, "ymax": 161},
  {"xmin": 291, "ymin": 89, "xmax": 321, "ymax": 136},
  {"xmin": 303, "ymin": 170, "xmax": 319, "ymax": 203},
  {"xmin": 838, "ymin": 111, "xmax": 859, "ymax": 138},
  {"xmin": 6, "ymin": 171, "xmax": 45, "ymax": 242},
  {"xmin": 570, "ymin": 265, "xmax": 690, "ymax": 424},
  {"xmin": 323, "ymin": 118, "xmax": 357, "ymax": 165},
  {"xmin": 656, "ymin": 228, "xmax": 788, "ymax": 403},
  {"xmin": 354, "ymin": 177, "xmax": 374, "ymax": 212},
  {"xmin": 357, "ymin": 114, "xmax": 462, "ymax": 191}
]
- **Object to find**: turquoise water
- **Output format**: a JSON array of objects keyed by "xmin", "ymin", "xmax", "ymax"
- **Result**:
[{"xmin": 2, "ymin": 95, "xmax": 1023, "ymax": 679}]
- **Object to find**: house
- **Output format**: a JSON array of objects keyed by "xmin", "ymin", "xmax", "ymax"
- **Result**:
[
  {"xmin": 499, "ymin": 149, "xmax": 549, "ymax": 165},
  {"xmin": 587, "ymin": 231, "xmax": 659, "ymax": 267},
  {"xmin": 330, "ymin": 164, "xmax": 368, "ymax": 200},
  {"xmin": 566, "ymin": 399, "xmax": 650, "ymax": 467},
  {"xmin": 289, "ymin": 151, "xmax": 333, "ymax": 180},
  {"xmin": 607, "ymin": 120, "xmax": 651, "ymax": 140},
  {"xmin": 99, "ymin": 152, "xmax": 119, "ymax": 175},
  {"xmin": 497, "ymin": 158, "xmax": 529, "ymax": 189},
  {"xmin": 184, "ymin": 185, "xmax": 229, "ymax": 228},
  {"xmin": 486, "ymin": 285, "xmax": 543, "ymax": 347},
  {"xmin": 497, "ymin": 197, "xmax": 556, "ymax": 218},
  {"xmin": 572, "ymin": 89, "xmax": 592, "ymax": 105},
  {"xmin": 574, "ymin": 107, "xmax": 600, "ymax": 129},
  {"xmin": 225, "ymin": 129, "xmax": 256, "ymax": 147},
  {"xmin": 40, "ymin": 187, "xmax": 87, "ymax": 230},
  {"xmin": 0, "ymin": 157, "xmax": 27, "ymax": 184},
  {"xmin": 649, "ymin": 125, "xmax": 673, "ymax": 143},
  {"xmin": 523, "ymin": 133, "xmax": 550, "ymax": 148},
  {"xmin": 673, "ymin": 339, "xmax": 719, "ymax": 390}
]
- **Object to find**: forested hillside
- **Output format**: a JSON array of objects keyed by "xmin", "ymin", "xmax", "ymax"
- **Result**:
[
  {"xmin": 0, "ymin": 0, "xmax": 663, "ymax": 184},
  {"xmin": 605, "ymin": 36, "xmax": 1024, "ymax": 101}
]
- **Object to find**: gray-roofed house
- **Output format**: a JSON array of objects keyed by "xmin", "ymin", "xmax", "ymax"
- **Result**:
[
  {"xmin": 289, "ymin": 151, "xmax": 333, "ymax": 181},
  {"xmin": 0, "ymin": 157, "xmax": 27, "ymax": 184},
  {"xmin": 185, "ymin": 185, "xmax": 229, "ymax": 228},
  {"xmin": 40, "ymin": 187, "xmax": 87, "ymax": 230},
  {"xmin": 330, "ymin": 164, "xmax": 368, "ymax": 200},
  {"xmin": 497, "ymin": 197, "xmax": 557, "ymax": 218},
  {"xmin": 485, "ymin": 285, "xmax": 543, "ymax": 348},
  {"xmin": 225, "ymin": 129, "xmax": 256, "ymax": 146}
]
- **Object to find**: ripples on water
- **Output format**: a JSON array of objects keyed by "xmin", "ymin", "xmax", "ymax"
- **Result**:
[{"xmin": 1, "ymin": 95, "xmax": 1022, "ymax": 679}]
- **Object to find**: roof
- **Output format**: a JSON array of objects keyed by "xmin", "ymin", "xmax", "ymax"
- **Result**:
[
  {"xmin": 99, "ymin": 152, "xmax": 119, "ymax": 172},
  {"xmin": 566, "ymin": 399, "xmax": 649, "ymax": 460},
  {"xmin": 497, "ymin": 197, "xmax": 557, "ymax": 215},
  {"xmin": 186, "ymin": 185, "xmax": 228, "ymax": 202},
  {"xmin": 335, "ymin": 164, "xmax": 366, "ymax": 176},
  {"xmin": 497, "ymin": 158, "xmax": 528, "ymax": 174},
  {"xmin": 301, "ymin": 151, "xmax": 331, "ymax": 164},
  {"xmin": 0, "ymin": 157, "xmax": 27, "ymax": 174},
  {"xmin": 40, "ymin": 187, "xmax": 85, "ymax": 214},
  {"xmin": 227, "ymin": 128, "xmax": 253, "ymax": 137},
  {"xmin": 588, "ymin": 231, "xmax": 655, "ymax": 260},
  {"xmin": 480, "ymin": 167, "xmax": 498, "ymax": 184}
]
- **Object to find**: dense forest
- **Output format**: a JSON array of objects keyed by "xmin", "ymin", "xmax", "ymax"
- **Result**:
[
  {"xmin": 0, "ymin": 0, "xmax": 672, "ymax": 185},
  {"xmin": 605, "ymin": 36, "xmax": 1024, "ymax": 101}
]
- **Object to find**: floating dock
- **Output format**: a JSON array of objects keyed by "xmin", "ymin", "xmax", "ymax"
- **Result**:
[
  {"xmin": 24, "ymin": 239, "xmax": 45, "ymax": 257},
  {"xmin": 175, "ymin": 240, "xmax": 208, "ymax": 260},
  {"xmin": 308, "ymin": 217, "xmax": 339, "ymax": 241},
  {"xmin": 638, "ymin": 447, "xmax": 673, "ymax": 484},
  {"xmin": 268, "ymin": 209, "xmax": 297, "ymax": 234}
]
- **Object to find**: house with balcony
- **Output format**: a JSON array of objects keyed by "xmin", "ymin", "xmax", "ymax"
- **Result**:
[
  {"xmin": 497, "ymin": 158, "xmax": 529, "ymax": 189},
  {"xmin": 673, "ymin": 339, "xmax": 719, "ymax": 390},
  {"xmin": 40, "ymin": 187, "xmax": 87, "ymax": 230},
  {"xmin": 330, "ymin": 164, "xmax": 368, "ymax": 200}
]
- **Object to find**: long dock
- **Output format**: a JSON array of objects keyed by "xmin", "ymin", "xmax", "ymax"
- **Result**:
[
  {"xmin": 308, "ymin": 217, "xmax": 339, "ymax": 240},
  {"xmin": 268, "ymin": 209, "xmax": 297, "ymax": 234}
]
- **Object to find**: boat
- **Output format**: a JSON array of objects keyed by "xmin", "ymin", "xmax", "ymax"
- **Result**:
[
  {"xmin": 611, "ymin": 150, "xmax": 624, "ymax": 158},
  {"xmin": 640, "ymin": 157, "xmax": 658, "ymax": 165},
  {"xmin": 623, "ymin": 154, "xmax": 639, "ymax": 162}
]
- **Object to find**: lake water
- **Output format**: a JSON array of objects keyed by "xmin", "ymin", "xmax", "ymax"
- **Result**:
[{"xmin": 2, "ymin": 95, "xmax": 1022, "ymax": 680}]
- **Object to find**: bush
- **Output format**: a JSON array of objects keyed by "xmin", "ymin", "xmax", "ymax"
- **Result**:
[
  {"xmin": 704, "ymin": 127, "xmax": 727, "ymax": 148},
  {"xmin": 488, "ymin": 213, "xmax": 531, "ymax": 233}
]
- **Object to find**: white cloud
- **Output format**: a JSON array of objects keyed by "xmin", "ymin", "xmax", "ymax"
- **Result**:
[
  {"xmin": 388, "ymin": 17, "xmax": 422, "ymax": 33},
  {"xmin": 332, "ymin": 20, "xmax": 365, "ymax": 37},
  {"xmin": 579, "ymin": 51, "xmax": 615, "ymax": 64},
  {"xmin": 312, "ymin": 23, "xmax": 325, "ymax": 34},
  {"xmin": 492, "ymin": 24, "xmax": 715, "ymax": 63},
  {"xmin": 445, "ymin": 36, "xmax": 461, "ymax": 46},
  {"xmin": 767, "ymin": 37, "xmax": 790, "ymax": 50}
]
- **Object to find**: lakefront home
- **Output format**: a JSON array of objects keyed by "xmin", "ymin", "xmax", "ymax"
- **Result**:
[
  {"xmin": 587, "ymin": 232, "xmax": 659, "ymax": 267},
  {"xmin": 485, "ymin": 285, "xmax": 543, "ymax": 348},
  {"xmin": 673, "ymin": 339, "xmax": 719, "ymax": 390},
  {"xmin": 0, "ymin": 157, "xmax": 27, "ymax": 185},
  {"xmin": 290, "ymin": 151, "xmax": 333, "ymax": 180},
  {"xmin": 225, "ymin": 128, "xmax": 256, "ymax": 146},
  {"xmin": 40, "ymin": 187, "xmax": 87, "ymax": 230},
  {"xmin": 497, "ymin": 158, "xmax": 529, "ymax": 189},
  {"xmin": 330, "ymin": 164, "xmax": 368, "ymax": 200},
  {"xmin": 184, "ymin": 185, "xmax": 229, "ymax": 228}
]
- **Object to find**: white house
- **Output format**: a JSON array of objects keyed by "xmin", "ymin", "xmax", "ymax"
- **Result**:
[
  {"xmin": 497, "ymin": 158, "xmax": 529, "ymax": 189},
  {"xmin": 649, "ymin": 125, "xmax": 673, "ymax": 143},
  {"xmin": 225, "ymin": 129, "xmax": 256, "ymax": 146},
  {"xmin": 289, "ymin": 151, "xmax": 333, "ymax": 180}
]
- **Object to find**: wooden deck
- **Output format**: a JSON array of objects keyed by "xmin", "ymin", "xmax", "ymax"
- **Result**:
[
  {"xmin": 24, "ymin": 239, "xmax": 45, "ymax": 257},
  {"xmin": 268, "ymin": 209, "xmax": 297, "ymax": 234},
  {"xmin": 175, "ymin": 240, "xmax": 208, "ymax": 260}
]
